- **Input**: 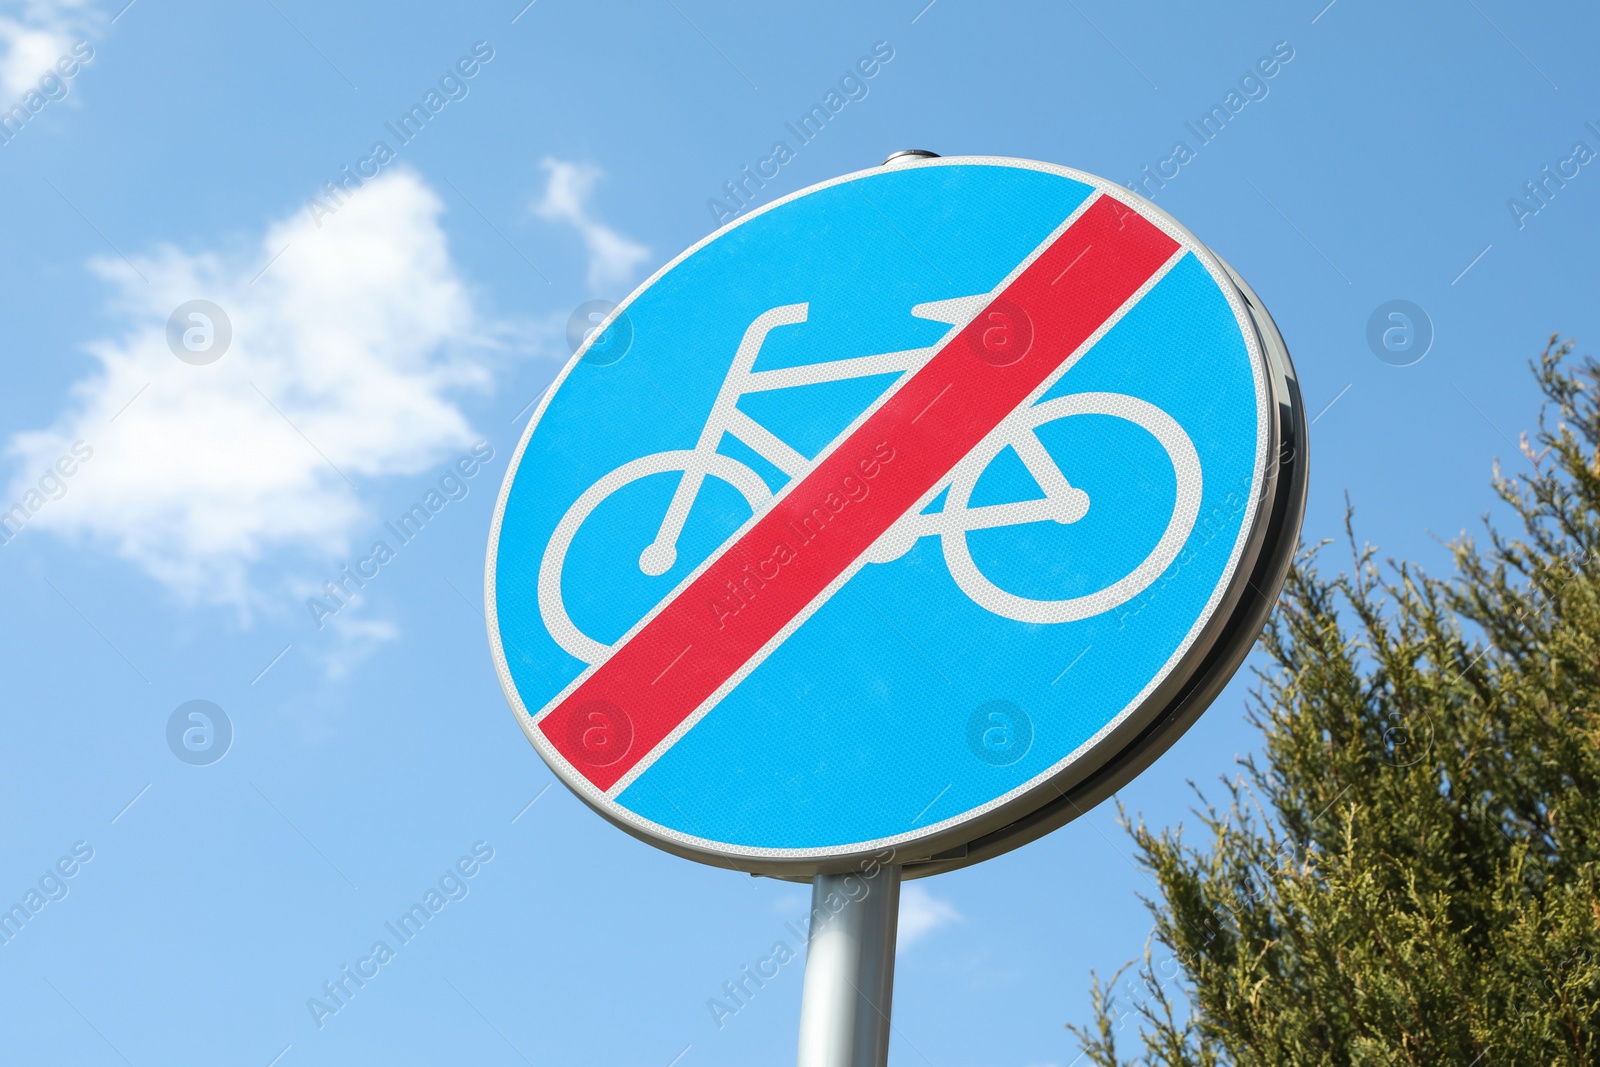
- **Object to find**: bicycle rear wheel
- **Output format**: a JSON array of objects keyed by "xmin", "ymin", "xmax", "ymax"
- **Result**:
[{"xmin": 538, "ymin": 451, "xmax": 772, "ymax": 664}]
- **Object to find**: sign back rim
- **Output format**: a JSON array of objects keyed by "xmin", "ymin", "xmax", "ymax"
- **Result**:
[{"xmin": 878, "ymin": 257, "xmax": 1307, "ymax": 880}]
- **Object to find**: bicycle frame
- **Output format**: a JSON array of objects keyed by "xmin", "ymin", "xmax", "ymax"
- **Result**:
[{"xmin": 637, "ymin": 297, "xmax": 983, "ymax": 575}]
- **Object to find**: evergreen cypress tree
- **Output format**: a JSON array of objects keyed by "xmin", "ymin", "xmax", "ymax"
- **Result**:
[{"xmin": 1069, "ymin": 338, "xmax": 1600, "ymax": 1066}]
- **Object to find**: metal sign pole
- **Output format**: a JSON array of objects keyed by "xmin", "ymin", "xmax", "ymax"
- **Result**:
[{"xmin": 796, "ymin": 863, "xmax": 901, "ymax": 1067}]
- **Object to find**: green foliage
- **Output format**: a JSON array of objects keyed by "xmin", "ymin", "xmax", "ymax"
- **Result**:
[{"xmin": 1069, "ymin": 338, "xmax": 1600, "ymax": 1066}]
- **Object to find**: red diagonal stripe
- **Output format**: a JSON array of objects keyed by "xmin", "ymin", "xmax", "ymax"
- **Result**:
[{"xmin": 541, "ymin": 195, "xmax": 1179, "ymax": 791}]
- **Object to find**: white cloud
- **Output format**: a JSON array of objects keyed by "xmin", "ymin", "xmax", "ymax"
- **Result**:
[
  {"xmin": 897, "ymin": 884, "xmax": 961, "ymax": 950},
  {"xmin": 533, "ymin": 157, "xmax": 650, "ymax": 292},
  {"xmin": 315, "ymin": 612, "xmax": 401, "ymax": 678},
  {"xmin": 3, "ymin": 169, "xmax": 490, "ymax": 609},
  {"xmin": 0, "ymin": 0, "xmax": 89, "ymax": 100},
  {"xmin": 771, "ymin": 890, "xmax": 808, "ymax": 917}
]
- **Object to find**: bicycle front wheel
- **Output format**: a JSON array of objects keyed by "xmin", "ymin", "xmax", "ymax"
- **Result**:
[{"xmin": 940, "ymin": 392, "xmax": 1202, "ymax": 624}]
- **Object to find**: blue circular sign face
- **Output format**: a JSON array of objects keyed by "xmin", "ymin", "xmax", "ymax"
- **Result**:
[{"xmin": 487, "ymin": 157, "xmax": 1287, "ymax": 875}]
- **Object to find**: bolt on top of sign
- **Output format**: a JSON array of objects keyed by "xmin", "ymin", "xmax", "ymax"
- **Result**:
[{"xmin": 487, "ymin": 155, "xmax": 1305, "ymax": 879}]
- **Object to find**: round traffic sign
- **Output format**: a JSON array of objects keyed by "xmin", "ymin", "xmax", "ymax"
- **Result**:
[{"xmin": 487, "ymin": 155, "xmax": 1305, "ymax": 878}]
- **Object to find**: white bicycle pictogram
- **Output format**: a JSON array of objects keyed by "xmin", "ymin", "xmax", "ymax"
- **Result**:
[{"xmin": 540, "ymin": 296, "xmax": 1203, "ymax": 665}]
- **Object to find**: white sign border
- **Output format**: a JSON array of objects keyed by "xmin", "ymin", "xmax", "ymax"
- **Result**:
[{"xmin": 484, "ymin": 155, "xmax": 1274, "ymax": 871}]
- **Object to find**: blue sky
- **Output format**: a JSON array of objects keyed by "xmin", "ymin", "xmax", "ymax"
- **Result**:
[{"xmin": 0, "ymin": 0, "xmax": 1595, "ymax": 1064}]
